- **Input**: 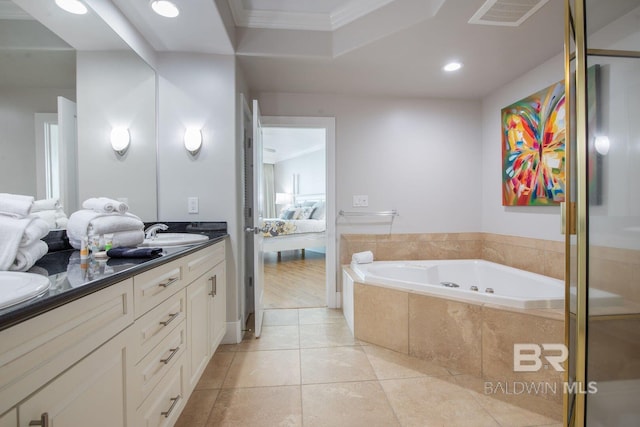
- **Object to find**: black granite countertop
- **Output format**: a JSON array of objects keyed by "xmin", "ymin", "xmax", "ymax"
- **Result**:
[{"xmin": 0, "ymin": 222, "xmax": 228, "ymax": 332}]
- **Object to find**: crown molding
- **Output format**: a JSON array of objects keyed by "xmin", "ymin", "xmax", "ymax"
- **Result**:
[
  {"xmin": 228, "ymin": 0, "xmax": 394, "ymax": 31},
  {"xmin": 331, "ymin": 0, "xmax": 393, "ymax": 29}
]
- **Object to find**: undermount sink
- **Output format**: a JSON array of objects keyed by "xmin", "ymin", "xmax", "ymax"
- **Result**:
[
  {"xmin": 139, "ymin": 233, "xmax": 209, "ymax": 247},
  {"xmin": 0, "ymin": 272, "xmax": 50, "ymax": 310}
]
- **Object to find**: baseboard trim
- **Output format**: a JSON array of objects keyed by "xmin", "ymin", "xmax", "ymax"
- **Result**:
[{"xmin": 222, "ymin": 320, "xmax": 243, "ymax": 344}]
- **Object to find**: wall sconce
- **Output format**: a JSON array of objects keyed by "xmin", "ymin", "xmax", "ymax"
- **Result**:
[
  {"xmin": 594, "ymin": 135, "xmax": 610, "ymax": 156},
  {"xmin": 110, "ymin": 127, "xmax": 130, "ymax": 156},
  {"xmin": 184, "ymin": 128, "xmax": 202, "ymax": 156}
]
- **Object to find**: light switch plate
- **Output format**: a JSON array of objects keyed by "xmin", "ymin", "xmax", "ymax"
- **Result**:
[
  {"xmin": 352, "ymin": 195, "xmax": 368, "ymax": 207},
  {"xmin": 188, "ymin": 197, "xmax": 199, "ymax": 214}
]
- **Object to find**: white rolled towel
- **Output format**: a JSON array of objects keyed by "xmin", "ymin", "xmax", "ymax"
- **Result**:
[
  {"xmin": 0, "ymin": 216, "xmax": 32, "ymax": 270},
  {"xmin": 0, "ymin": 193, "xmax": 34, "ymax": 218},
  {"xmin": 82, "ymin": 197, "xmax": 129, "ymax": 214},
  {"xmin": 67, "ymin": 210, "xmax": 143, "ymax": 245},
  {"xmin": 352, "ymin": 250, "xmax": 374, "ymax": 264},
  {"xmin": 31, "ymin": 210, "xmax": 57, "ymax": 229},
  {"xmin": 32, "ymin": 198, "xmax": 60, "ymax": 212},
  {"xmin": 22, "ymin": 217, "xmax": 50, "ymax": 246},
  {"xmin": 10, "ymin": 240, "xmax": 48, "ymax": 272}
]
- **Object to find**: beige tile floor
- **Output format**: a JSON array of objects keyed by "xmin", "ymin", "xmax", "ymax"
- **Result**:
[{"xmin": 176, "ymin": 308, "xmax": 562, "ymax": 427}]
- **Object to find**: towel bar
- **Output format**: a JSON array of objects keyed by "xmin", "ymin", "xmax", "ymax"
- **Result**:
[{"xmin": 338, "ymin": 210, "xmax": 398, "ymax": 217}]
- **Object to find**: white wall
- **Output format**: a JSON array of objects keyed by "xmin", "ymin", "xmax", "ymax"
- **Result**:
[
  {"xmin": 256, "ymin": 92, "xmax": 483, "ymax": 235},
  {"xmin": 274, "ymin": 148, "xmax": 325, "ymax": 196},
  {"xmin": 156, "ymin": 52, "xmax": 240, "ymax": 326},
  {"xmin": 76, "ymin": 51, "xmax": 157, "ymax": 220},
  {"xmin": 480, "ymin": 54, "xmax": 565, "ymax": 242}
]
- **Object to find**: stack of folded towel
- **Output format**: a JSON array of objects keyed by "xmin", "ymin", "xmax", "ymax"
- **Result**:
[
  {"xmin": 67, "ymin": 197, "xmax": 144, "ymax": 250},
  {"xmin": 0, "ymin": 193, "xmax": 50, "ymax": 271},
  {"xmin": 31, "ymin": 198, "xmax": 69, "ymax": 229},
  {"xmin": 352, "ymin": 250, "xmax": 374, "ymax": 264}
]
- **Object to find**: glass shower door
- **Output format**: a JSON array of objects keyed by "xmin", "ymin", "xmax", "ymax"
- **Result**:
[
  {"xmin": 565, "ymin": 0, "xmax": 640, "ymax": 425},
  {"xmin": 583, "ymin": 1, "xmax": 640, "ymax": 425}
]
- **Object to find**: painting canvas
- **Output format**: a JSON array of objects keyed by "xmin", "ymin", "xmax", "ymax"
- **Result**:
[{"xmin": 501, "ymin": 82, "xmax": 566, "ymax": 206}]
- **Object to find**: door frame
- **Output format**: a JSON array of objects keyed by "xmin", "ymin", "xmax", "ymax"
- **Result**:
[{"xmin": 261, "ymin": 115, "xmax": 338, "ymax": 308}]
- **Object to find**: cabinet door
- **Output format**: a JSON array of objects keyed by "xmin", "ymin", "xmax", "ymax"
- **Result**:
[
  {"xmin": 186, "ymin": 273, "xmax": 211, "ymax": 393},
  {"xmin": 19, "ymin": 329, "xmax": 132, "ymax": 427},
  {"xmin": 209, "ymin": 262, "xmax": 226, "ymax": 355}
]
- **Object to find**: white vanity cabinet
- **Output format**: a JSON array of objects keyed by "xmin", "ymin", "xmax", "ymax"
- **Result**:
[
  {"xmin": 0, "ymin": 278, "xmax": 134, "ymax": 418},
  {"xmin": 0, "ymin": 238, "xmax": 227, "ymax": 427},
  {"xmin": 186, "ymin": 243, "xmax": 226, "ymax": 393},
  {"xmin": 18, "ymin": 328, "xmax": 133, "ymax": 427}
]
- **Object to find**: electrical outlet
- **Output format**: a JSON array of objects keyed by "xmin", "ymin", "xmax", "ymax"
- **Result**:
[
  {"xmin": 188, "ymin": 197, "xmax": 199, "ymax": 214},
  {"xmin": 352, "ymin": 195, "xmax": 368, "ymax": 207}
]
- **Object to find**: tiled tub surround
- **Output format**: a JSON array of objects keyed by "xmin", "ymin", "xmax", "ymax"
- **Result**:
[
  {"xmin": 343, "ymin": 268, "xmax": 564, "ymax": 420},
  {"xmin": 341, "ymin": 232, "xmax": 640, "ymax": 305},
  {"xmin": 340, "ymin": 233, "xmax": 567, "ymax": 418},
  {"xmin": 340, "ymin": 233, "xmax": 565, "ymax": 281}
]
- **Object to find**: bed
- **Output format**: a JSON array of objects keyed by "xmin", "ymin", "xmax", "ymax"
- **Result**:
[{"xmin": 261, "ymin": 195, "xmax": 326, "ymax": 259}]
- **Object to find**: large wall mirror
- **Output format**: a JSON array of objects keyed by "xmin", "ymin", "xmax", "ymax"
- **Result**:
[{"xmin": 0, "ymin": 0, "xmax": 157, "ymax": 227}]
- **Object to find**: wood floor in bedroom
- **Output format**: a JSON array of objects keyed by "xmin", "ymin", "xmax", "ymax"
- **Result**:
[{"xmin": 263, "ymin": 250, "xmax": 325, "ymax": 309}]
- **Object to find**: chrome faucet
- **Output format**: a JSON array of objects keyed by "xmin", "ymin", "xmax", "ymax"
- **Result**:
[{"xmin": 144, "ymin": 223, "xmax": 168, "ymax": 239}]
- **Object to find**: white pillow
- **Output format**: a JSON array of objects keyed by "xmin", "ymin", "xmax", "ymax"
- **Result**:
[{"xmin": 310, "ymin": 201, "xmax": 325, "ymax": 220}]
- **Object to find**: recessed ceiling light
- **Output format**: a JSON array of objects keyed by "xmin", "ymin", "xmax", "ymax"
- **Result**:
[
  {"xmin": 150, "ymin": 0, "xmax": 179, "ymax": 18},
  {"xmin": 55, "ymin": 0, "xmax": 88, "ymax": 15},
  {"xmin": 443, "ymin": 62, "xmax": 463, "ymax": 72}
]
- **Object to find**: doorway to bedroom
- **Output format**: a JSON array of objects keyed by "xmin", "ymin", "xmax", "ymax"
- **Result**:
[{"xmin": 261, "ymin": 125, "xmax": 328, "ymax": 309}]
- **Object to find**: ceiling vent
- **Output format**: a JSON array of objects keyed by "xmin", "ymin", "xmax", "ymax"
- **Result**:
[{"xmin": 468, "ymin": 0, "xmax": 549, "ymax": 27}]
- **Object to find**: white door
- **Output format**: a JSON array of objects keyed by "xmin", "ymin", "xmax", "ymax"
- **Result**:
[
  {"xmin": 252, "ymin": 100, "xmax": 265, "ymax": 338},
  {"xmin": 57, "ymin": 96, "xmax": 79, "ymax": 214}
]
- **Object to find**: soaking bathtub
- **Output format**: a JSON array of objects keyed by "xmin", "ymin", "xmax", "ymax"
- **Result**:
[{"xmin": 349, "ymin": 259, "xmax": 564, "ymax": 310}]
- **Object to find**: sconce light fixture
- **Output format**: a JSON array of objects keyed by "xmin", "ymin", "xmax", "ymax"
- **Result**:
[
  {"xmin": 55, "ymin": 0, "xmax": 88, "ymax": 15},
  {"xmin": 110, "ymin": 127, "xmax": 130, "ymax": 156},
  {"xmin": 184, "ymin": 128, "xmax": 202, "ymax": 156},
  {"xmin": 150, "ymin": 0, "xmax": 179, "ymax": 18},
  {"xmin": 594, "ymin": 135, "xmax": 610, "ymax": 156}
]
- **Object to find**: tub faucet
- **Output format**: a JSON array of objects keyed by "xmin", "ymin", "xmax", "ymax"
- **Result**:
[{"xmin": 145, "ymin": 223, "xmax": 168, "ymax": 239}]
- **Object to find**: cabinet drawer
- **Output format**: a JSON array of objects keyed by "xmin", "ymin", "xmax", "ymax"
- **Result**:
[
  {"xmin": 182, "ymin": 242, "xmax": 224, "ymax": 284},
  {"xmin": 133, "ymin": 290, "xmax": 186, "ymax": 362},
  {"xmin": 134, "ymin": 260, "xmax": 184, "ymax": 318},
  {"xmin": 134, "ymin": 321, "xmax": 186, "ymax": 407},
  {"xmin": 136, "ymin": 354, "xmax": 186, "ymax": 427},
  {"xmin": 0, "ymin": 279, "xmax": 133, "ymax": 416}
]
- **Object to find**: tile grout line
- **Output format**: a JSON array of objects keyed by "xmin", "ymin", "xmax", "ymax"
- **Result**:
[{"xmin": 202, "ymin": 349, "xmax": 237, "ymax": 426}]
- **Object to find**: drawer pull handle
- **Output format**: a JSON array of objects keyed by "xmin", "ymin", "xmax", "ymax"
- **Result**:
[
  {"xmin": 208, "ymin": 275, "xmax": 217, "ymax": 297},
  {"xmin": 158, "ymin": 277, "xmax": 179, "ymax": 288},
  {"xmin": 161, "ymin": 395, "xmax": 181, "ymax": 418},
  {"xmin": 29, "ymin": 413, "xmax": 49, "ymax": 427},
  {"xmin": 159, "ymin": 312, "xmax": 179, "ymax": 327},
  {"xmin": 160, "ymin": 347, "xmax": 180, "ymax": 364}
]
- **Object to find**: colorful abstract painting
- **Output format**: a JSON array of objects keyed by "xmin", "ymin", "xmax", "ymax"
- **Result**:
[{"xmin": 502, "ymin": 81, "xmax": 566, "ymax": 206}]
